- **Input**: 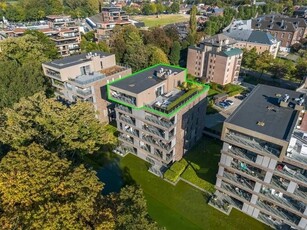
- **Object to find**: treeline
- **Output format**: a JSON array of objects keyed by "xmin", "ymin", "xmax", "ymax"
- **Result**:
[
  {"xmin": 0, "ymin": 0, "xmax": 101, "ymax": 21},
  {"xmin": 242, "ymin": 48, "xmax": 307, "ymax": 80}
]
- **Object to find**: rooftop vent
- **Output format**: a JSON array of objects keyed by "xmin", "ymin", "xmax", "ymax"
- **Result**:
[
  {"xmin": 267, "ymin": 106, "xmax": 277, "ymax": 112},
  {"xmin": 257, "ymin": 121, "xmax": 265, "ymax": 126},
  {"xmin": 283, "ymin": 94, "xmax": 290, "ymax": 103},
  {"xmin": 129, "ymin": 84, "xmax": 135, "ymax": 87}
]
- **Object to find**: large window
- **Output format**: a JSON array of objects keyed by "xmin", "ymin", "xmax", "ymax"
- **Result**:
[
  {"xmin": 80, "ymin": 65, "xmax": 90, "ymax": 75},
  {"xmin": 156, "ymin": 85, "xmax": 164, "ymax": 97}
]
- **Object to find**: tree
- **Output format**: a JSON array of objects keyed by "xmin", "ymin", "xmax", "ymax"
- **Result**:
[
  {"xmin": 169, "ymin": 41, "xmax": 181, "ymax": 65},
  {"xmin": 109, "ymin": 185, "xmax": 161, "ymax": 230},
  {"xmin": 0, "ymin": 34, "xmax": 55, "ymax": 108},
  {"xmin": 242, "ymin": 47, "xmax": 258, "ymax": 69},
  {"xmin": 255, "ymin": 51, "xmax": 274, "ymax": 78},
  {"xmin": 295, "ymin": 57, "xmax": 307, "ymax": 82},
  {"xmin": 164, "ymin": 26, "xmax": 179, "ymax": 42},
  {"xmin": 0, "ymin": 92, "xmax": 116, "ymax": 156},
  {"xmin": 0, "ymin": 143, "xmax": 114, "ymax": 229},
  {"xmin": 189, "ymin": 5, "xmax": 197, "ymax": 45},
  {"xmin": 142, "ymin": 27, "xmax": 172, "ymax": 55},
  {"xmin": 168, "ymin": 2, "xmax": 179, "ymax": 13},
  {"xmin": 147, "ymin": 45, "xmax": 169, "ymax": 65}
]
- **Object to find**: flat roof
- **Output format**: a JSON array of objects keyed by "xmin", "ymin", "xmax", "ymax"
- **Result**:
[
  {"xmin": 226, "ymin": 85, "xmax": 304, "ymax": 141},
  {"xmin": 44, "ymin": 51, "xmax": 111, "ymax": 69},
  {"xmin": 110, "ymin": 65, "xmax": 185, "ymax": 94}
]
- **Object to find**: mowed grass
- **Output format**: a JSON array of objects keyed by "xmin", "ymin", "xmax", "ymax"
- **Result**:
[
  {"xmin": 131, "ymin": 14, "xmax": 190, "ymax": 27},
  {"xmin": 181, "ymin": 137, "xmax": 223, "ymax": 193},
  {"xmin": 120, "ymin": 153, "xmax": 270, "ymax": 230}
]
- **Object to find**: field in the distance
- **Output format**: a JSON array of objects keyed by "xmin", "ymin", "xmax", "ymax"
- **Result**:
[{"xmin": 131, "ymin": 14, "xmax": 190, "ymax": 27}]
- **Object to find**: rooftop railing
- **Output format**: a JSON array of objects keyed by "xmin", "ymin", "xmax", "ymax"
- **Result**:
[
  {"xmin": 70, "ymin": 73, "xmax": 106, "ymax": 85},
  {"xmin": 225, "ymin": 132, "xmax": 281, "ymax": 158}
]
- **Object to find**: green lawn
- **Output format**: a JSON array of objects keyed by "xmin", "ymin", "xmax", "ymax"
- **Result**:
[
  {"xmin": 181, "ymin": 137, "xmax": 222, "ymax": 193},
  {"xmin": 131, "ymin": 14, "xmax": 190, "ymax": 27},
  {"xmin": 120, "ymin": 153, "xmax": 270, "ymax": 230}
]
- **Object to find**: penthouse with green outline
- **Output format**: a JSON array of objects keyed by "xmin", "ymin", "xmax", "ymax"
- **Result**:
[{"xmin": 108, "ymin": 64, "xmax": 209, "ymax": 175}]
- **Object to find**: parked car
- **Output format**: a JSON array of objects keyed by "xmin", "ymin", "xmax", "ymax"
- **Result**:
[
  {"xmin": 218, "ymin": 101, "xmax": 229, "ymax": 109},
  {"xmin": 225, "ymin": 100, "xmax": 234, "ymax": 106}
]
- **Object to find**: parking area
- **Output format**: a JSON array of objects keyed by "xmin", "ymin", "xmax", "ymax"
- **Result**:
[{"xmin": 214, "ymin": 96, "xmax": 243, "ymax": 117}]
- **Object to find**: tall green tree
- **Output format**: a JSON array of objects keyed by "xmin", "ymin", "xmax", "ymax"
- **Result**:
[
  {"xmin": 0, "ymin": 143, "xmax": 114, "ymax": 229},
  {"xmin": 147, "ymin": 45, "xmax": 169, "ymax": 65},
  {"xmin": 169, "ymin": 41, "xmax": 181, "ymax": 65},
  {"xmin": 242, "ymin": 47, "xmax": 258, "ymax": 69},
  {"xmin": 255, "ymin": 51, "xmax": 274, "ymax": 78},
  {"xmin": 0, "ymin": 92, "xmax": 116, "ymax": 156},
  {"xmin": 109, "ymin": 185, "xmax": 162, "ymax": 230},
  {"xmin": 189, "ymin": 5, "xmax": 197, "ymax": 45}
]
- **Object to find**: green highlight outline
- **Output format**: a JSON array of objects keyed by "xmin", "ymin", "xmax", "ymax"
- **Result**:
[{"xmin": 107, "ymin": 63, "xmax": 210, "ymax": 118}]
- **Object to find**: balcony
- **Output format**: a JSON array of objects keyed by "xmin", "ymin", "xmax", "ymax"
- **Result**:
[
  {"xmin": 142, "ymin": 135, "xmax": 170, "ymax": 151},
  {"xmin": 76, "ymin": 88, "xmax": 92, "ymax": 96},
  {"xmin": 228, "ymin": 146, "xmax": 257, "ymax": 164},
  {"xmin": 257, "ymin": 213, "xmax": 284, "ymax": 229},
  {"xmin": 294, "ymin": 185, "xmax": 307, "ymax": 200},
  {"xmin": 116, "ymin": 104, "xmax": 132, "ymax": 114},
  {"xmin": 111, "ymin": 91, "xmax": 136, "ymax": 106},
  {"xmin": 221, "ymin": 182, "xmax": 252, "ymax": 201},
  {"xmin": 260, "ymin": 186, "xmax": 306, "ymax": 214},
  {"xmin": 275, "ymin": 164, "xmax": 307, "ymax": 184},
  {"xmin": 46, "ymin": 69, "xmax": 61, "ymax": 79},
  {"xmin": 225, "ymin": 132, "xmax": 281, "ymax": 158},
  {"xmin": 257, "ymin": 200, "xmax": 300, "ymax": 225},
  {"xmin": 286, "ymin": 149, "xmax": 307, "ymax": 165},
  {"xmin": 119, "ymin": 115, "xmax": 135, "ymax": 126},
  {"xmin": 70, "ymin": 72, "xmax": 106, "ymax": 85},
  {"xmin": 143, "ymin": 125, "xmax": 165, "ymax": 139},
  {"xmin": 223, "ymin": 171, "xmax": 255, "ymax": 191},
  {"xmin": 270, "ymin": 175, "xmax": 289, "ymax": 191},
  {"xmin": 140, "ymin": 144, "xmax": 151, "ymax": 153},
  {"xmin": 231, "ymin": 160, "xmax": 265, "ymax": 180},
  {"xmin": 145, "ymin": 115, "xmax": 174, "ymax": 129},
  {"xmin": 122, "ymin": 125, "xmax": 139, "ymax": 138},
  {"xmin": 118, "ymin": 134, "xmax": 133, "ymax": 144},
  {"xmin": 154, "ymin": 149, "xmax": 163, "ymax": 159}
]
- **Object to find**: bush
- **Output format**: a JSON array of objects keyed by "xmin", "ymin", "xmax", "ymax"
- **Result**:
[
  {"xmin": 166, "ymin": 88, "xmax": 199, "ymax": 111},
  {"xmin": 164, "ymin": 169, "xmax": 178, "ymax": 182},
  {"xmin": 163, "ymin": 159, "xmax": 188, "ymax": 182},
  {"xmin": 228, "ymin": 90, "xmax": 243, "ymax": 97}
]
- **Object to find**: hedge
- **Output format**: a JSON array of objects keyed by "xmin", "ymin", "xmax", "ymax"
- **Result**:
[
  {"xmin": 163, "ymin": 159, "xmax": 188, "ymax": 182},
  {"xmin": 228, "ymin": 90, "xmax": 243, "ymax": 97},
  {"xmin": 166, "ymin": 88, "xmax": 199, "ymax": 111}
]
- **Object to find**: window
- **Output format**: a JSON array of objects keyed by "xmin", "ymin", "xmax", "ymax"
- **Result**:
[
  {"xmin": 281, "ymin": 33, "xmax": 284, "ymax": 38},
  {"xmin": 80, "ymin": 65, "xmax": 90, "ymax": 75},
  {"xmin": 100, "ymin": 61, "xmax": 103, "ymax": 69},
  {"xmin": 288, "ymin": 34, "xmax": 292, "ymax": 39},
  {"xmin": 156, "ymin": 85, "xmax": 164, "ymax": 96}
]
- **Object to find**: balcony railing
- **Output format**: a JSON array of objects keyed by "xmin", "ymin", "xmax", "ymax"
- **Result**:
[
  {"xmin": 223, "ymin": 171, "xmax": 255, "ymax": 190},
  {"xmin": 275, "ymin": 165, "xmax": 307, "ymax": 184},
  {"xmin": 71, "ymin": 73, "xmax": 106, "ymax": 85},
  {"xmin": 145, "ymin": 115, "xmax": 174, "ymax": 129},
  {"xmin": 294, "ymin": 186, "xmax": 307, "ymax": 200},
  {"xmin": 228, "ymin": 146, "xmax": 257, "ymax": 164},
  {"xmin": 260, "ymin": 187, "xmax": 306, "ymax": 214},
  {"xmin": 257, "ymin": 213, "xmax": 283, "ymax": 229},
  {"xmin": 142, "ymin": 135, "xmax": 170, "ymax": 151},
  {"xmin": 123, "ymin": 127, "xmax": 138, "ymax": 138},
  {"xmin": 143, "ymin": 125, "xmax": 165, "ymax": 139},
  {"xmin": 154, "ymin": 149, "xmax": 163, "ymax": 159},
  {"xmin": 221, "ymin": 182, "xmax": 252, "ymax": 201},
  {"xmin": 118, "ymin": 134, "xmax": 133, "ymax": 144},
  {"xmin": 225, "ymin": 132, "xmax": 281, "ymax": 158},
  {"xmin": 231, "ymin": 160, "xmax": 265, "ymax": 180},
  {"xmin": 111, "ymin": 92, "xmax": 136, "ymax": 106},
  {"xmin": 116, "ymin": 104, "xmax": 132, "ymax": 114},
  {"xmin": 46, "ymin": 69, "xmax": 61, "ymax": 79},
  {"xmin": 76, "ymin": 88, "xmax": 92, "ymax": 96},
  {"xmin": 119, "ymin": 115, "xmax": 135, "ymax": 126},
  {"xmin": 286, "ymin": 150, "xmax": 307, "ymax": 165},
  {"xmin": 140, "ymin": 145, "xmax": 151, "ymax": 153},
  {"xmin": 257, "ymin": 200, "xmax": 300, "ymax": 225}
]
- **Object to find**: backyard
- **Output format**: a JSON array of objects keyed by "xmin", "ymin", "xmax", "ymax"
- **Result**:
[
  {"xmin": 131, "ymin": 14, "xmax": 190, "ymax": 27},
  {"xmin": 120, "ymin": 152, "xmax": 270, "ymax": 230}
]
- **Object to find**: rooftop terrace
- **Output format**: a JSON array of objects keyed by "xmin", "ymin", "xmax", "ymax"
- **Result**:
[{"xmin": 226, "ymin": 85, "xmax": 305, "ymax": 141}]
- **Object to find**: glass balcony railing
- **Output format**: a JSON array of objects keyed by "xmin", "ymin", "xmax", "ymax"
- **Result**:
[
  {"xmin": 221, "ymin": 182, "xmax": 252, "ymax": 202},
  {"xmin": 111, "ymin": 92, "xmax": 136, "ymax": 106},
  {"xmin": 275, "ymin": 164, "xmax": 307, "ymax": 184},
  {"xmin": 116, "ymin": 104, "xmax": 132, "ymax": 114},
  {"xmin": 118, "ymin": 134, "xmax": 133, "ymax": 144},
  {"xmin": 225, "ymin": 132, "xmax": 281, "ymax": 158},
  {"xmin": 286, "ymin": 149, "xmax": 307, "ymax": 165},
  {"xmin": 154, "ymin": 149, "xmax": 163, "ymax": 159},
  {"xmin": 145, "ymin": 115, "xmax": 174, "ymax": 129},
  {"xmin": 257, "ymin": 213, "xmax": 283, "ymax": 229},
  {"xmin": 142, "ymin": 135, "xmax": 170, "ymax": 151},
  {"xmin": 294, "ymin": 186, "xmax": 307, "ymax": 200},
  {"xmin": 231, "ymin": 160, "xmax": 265, "ymax": 180},
  {"xmin": 228, "ymin": 146, "xmax": 257, "ymax": 164},
  {"xmin": 143, "ymin": 125, "xmax": 165, "ymax": 139},
  {"xmin": 119, "ymin": 115, "xmax": 135, "ymax": 126},
  {"xmin": 260, "ymin": 187, "xmax": 306, "ymax": 214},
  {"xmin": 257, "ymin": 200, "xmax": 300, "ymax": 225},
  {"xmin": 122, "ymin": 126, "xmax": 139, "ymax": 138},
  {"xmin": 140, "ymin": 145, "xmax": 151, "ymax": 153},
  {"xmin": 46, "ymin": 69, "xmax": 61, "ymax": 79},
  {"xmin": 223, "ymin": 171, "xmax": 255, "ymax": 191},
  {"xmin": 76, "ymin": 88, "xmax": 92, "ymax": 96}
]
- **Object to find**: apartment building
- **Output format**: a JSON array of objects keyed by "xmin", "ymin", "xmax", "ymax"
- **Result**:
[
  {"xmin": 108, "ymin": 64, "xmax": 208, "ymax": 175},
  {"xmin": 210, "ymin": 84, "xmax": 307, "ymax": 229},
  {"xmin": 252, "ymin": 15, "xmax": 307, "ymax": 52},
  {"xmin": 224, "ymin": 30, "xmax": 280, "ymax": 58},
  {"xmin": 86, "ymin": 6, "xmax": 131, "ymax": 42},
  {"xmin": 42, "ymin": 51, "xmax": 132, "ymax": 122},
  {"xmin": 187, "ymin": 34, "xmax": 243, "ymax": 85},
  {"xmin": 1, "ymin": 15, "xmax": 82, "ymax": 57}
]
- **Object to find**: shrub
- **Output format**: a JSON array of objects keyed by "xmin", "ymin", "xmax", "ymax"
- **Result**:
[
  {"xmin": 166, "ymin": 88, "xmax": 199, "ymax": 111},
  {"xmin": 228, "ymin": 90, "xmax": 243, "ymax": 97},
  {"xmin": 164, "ymin": 169, "xmax": 178, "ymax": 182},
  {"xmin": 163, "ymin": 159, "xmax": 188, "ymax": 182}
]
